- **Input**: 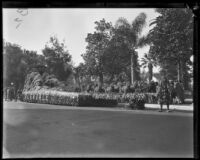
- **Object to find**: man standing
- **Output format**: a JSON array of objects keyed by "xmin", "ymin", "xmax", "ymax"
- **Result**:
[
  {"xmin": 175, "ymin": 81, "xmax": 185, "ymax": 104},
  {"xmin": 9, "ymin": 83, "xmax": 16, "ymax": 101},
  {"xmin": 6, "ymin": 87, "xmax": 11, "ymax": 101},
  {"xmin": 169, "ymin": 80, "xmax": 176, "ymax": 104},
  {"xmin": 17, "ymin": 89, "xmax": 23, "ymax": 101},
  {"xmin": 156, "ymin": 77, "xmax": 171, "ymax": 112}
]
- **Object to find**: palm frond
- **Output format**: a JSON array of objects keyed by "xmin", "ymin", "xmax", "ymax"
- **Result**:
[
  {"xmin": 149, "ymin": 16, "xmax": 162, "ymax": 27},
  {"xmin": 136, "ymin": 35, "xmax": 149, "ymax": 48},
  {"xmin": 132, "ymin": 12, "xmax": 147, "ymax": 36},
  {"xmin": 149, "ymin": 21, "xmax": 157, "ymax": 27}
]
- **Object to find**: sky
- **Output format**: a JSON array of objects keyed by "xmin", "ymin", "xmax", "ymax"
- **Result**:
[{"xmin": 3, "ymin": 8, "xmax": 160, "ymax": 71}]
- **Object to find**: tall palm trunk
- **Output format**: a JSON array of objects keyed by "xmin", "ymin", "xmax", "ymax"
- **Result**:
[
  {"xmin": 131, "ymin": 52, "xmax": 139, "ymax": 84},
  {"xmin": 148, "ymin": 63, "xmax": 153, "ymax": 82},
  {"xmin": 131, "ymin": 53, "xmax": 134, "ymax": 85}
]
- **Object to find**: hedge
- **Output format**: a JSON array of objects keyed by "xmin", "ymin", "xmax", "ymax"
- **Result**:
[
  {"xmin": 93, "ymin": 93, "xmax": 157, "ymax": 104},
  {"xmin": 22, "ymin": 90, "xmax": 118, "ymax": 107},
  {"xmin": 22, "ymin": 90, "xmax": 158, "ymax": 108}
]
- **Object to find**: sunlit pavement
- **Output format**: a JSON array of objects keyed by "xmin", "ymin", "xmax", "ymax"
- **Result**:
[
  {"xmin": 3, "ymin": 101, "xmax": 193, "ymax": 158},
  {"xmin": 145, "ymin": 103, "xmax": 193, "ymax": 112}
]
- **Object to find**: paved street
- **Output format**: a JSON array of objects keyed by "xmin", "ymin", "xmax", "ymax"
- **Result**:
[{"xmin": 3, "ymin": 101, "xmax": 193, "ymax": 158}]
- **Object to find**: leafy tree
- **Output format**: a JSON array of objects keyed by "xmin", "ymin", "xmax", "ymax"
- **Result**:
[
  {"xmin": 159, "ymin": 60, "xmax": 177, "ymax": 80},
  {"xmin": 82, "ymin": 19, "xmax": 112, "ymax": 86},
  {"xmin": 23, "ymin": 50, "xmax": 46, "ymax": 72},
  {"xmin": 114, "ymin": 13, "xmax": 147, "ymax": 84},
  {"xmin": 42, "ymin": 36, "xmax": 72, "ymax": 81},
  {"xmin": 148, "ymin": 8, "xmax": 193, "ymax": 88},
  {"xmin": 102, "ymin": 32, "xmax": 131, "ymax": 82},
  {"xmin": 23, "ymin": 71, "xmax": 66, "ymax": 92},
  {"xmin": 3, "ymin": 42, "xmax": 26, "ymax": 89}
]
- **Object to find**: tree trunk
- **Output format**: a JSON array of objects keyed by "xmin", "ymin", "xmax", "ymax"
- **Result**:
[
  {"xmin": 131, "ymin": 52, "xmax": 141, "ymax": 84},
  {"xmin": 98, "ymin": 52, "xmax": 103, "ymax": 86},
  {"xmin": 99, "ymin": 72, "xmax": 103, "ymax": 87},
  {"xmin": 131, "ymin": 53, "xmax": 138, "ymax": 84},
  {"xmin": 148, "ymin": 63, "xmax": 153, "ymax": 82},
  {"xmin": 177, "ymin": 60, "xmax": 182, "ymax": 82},
  {"xmin": 131, "ymin": 53, "xmax": 134, "ymax": 85}
]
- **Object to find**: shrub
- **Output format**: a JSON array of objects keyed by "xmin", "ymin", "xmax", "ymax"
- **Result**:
[
  {"xmin": 77, "ymin": 93, "xmax": 93, "ymax": 106},
  {"xmin": 23, "ymin": 71, "xmax": 66, "ymax": 92},
  {"xmin": 128, "ymin": 93, "xmax": 146, "ymax": 110},
  {"xmin": 90, "ymin": 93, "xmax": 118, "ymax": 107},
  {"xmin": 113, "ymin": 93, "xmax": 157, "ymax": 104}
]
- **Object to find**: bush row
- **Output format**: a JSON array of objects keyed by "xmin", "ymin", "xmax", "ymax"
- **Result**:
[
  {"xmin": 23, "ymin": 90, "xmax": 79, "ymax": 106},
  {"xmin": 22, "ymin": 90, "xmax": 157, "ymax": 108},
  {"xmin": 91, "ymin": 93, "xmax": 148, "ymax": 109},
  {"xmin": 22, "ymin": 90, "xmax": 118, "ymax": 107},
  {"xmin": 92, "ymin": 93, "xmax": 157, "ymax": 104}
]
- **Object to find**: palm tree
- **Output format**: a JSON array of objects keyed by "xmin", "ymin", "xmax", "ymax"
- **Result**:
[
  {"xmin": 115, "ymin": 13, "xmax": 148, "ymax": 84},
  {"xmin": 141, "ymin": 53, "xmax": 157, "ymax": 82}
]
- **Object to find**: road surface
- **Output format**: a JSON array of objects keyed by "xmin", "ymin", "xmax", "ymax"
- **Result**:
[{"xmin": 3, "ymin": 101, "xmax": 193, "ymax": 158}]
